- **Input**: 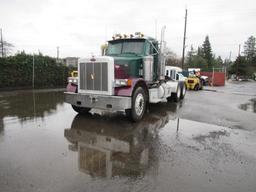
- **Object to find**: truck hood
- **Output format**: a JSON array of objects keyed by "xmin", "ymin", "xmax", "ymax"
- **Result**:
[{"xmin": 112, "ymin": 56, "xmax": 143, "ymax": 79}]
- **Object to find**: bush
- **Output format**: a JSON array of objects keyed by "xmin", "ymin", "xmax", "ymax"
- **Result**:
[{"xmin": 0, "ymin": 52, "xmax": 74, "ymax": 89}]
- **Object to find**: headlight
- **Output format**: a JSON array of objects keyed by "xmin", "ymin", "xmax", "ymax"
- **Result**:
[
  {"xmin": 114, "ymin": 79, "xmax": 132, "ymax": 87},
  {"xmin": 68, "ymin": 78, "xmax": 78, "ymax": 83}
]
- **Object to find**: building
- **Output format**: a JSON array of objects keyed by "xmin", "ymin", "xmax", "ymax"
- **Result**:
[{"xmin": 64, "ymin": 57, "xmax": 79, "ymax": 67}]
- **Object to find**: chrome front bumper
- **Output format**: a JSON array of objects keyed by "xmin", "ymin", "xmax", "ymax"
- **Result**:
[{"xmin": 64, "ymin": 92, "xmax": 131, "ymax": 111}]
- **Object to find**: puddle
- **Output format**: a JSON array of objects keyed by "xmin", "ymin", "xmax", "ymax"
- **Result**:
[
  {"xmin": 193, "ymin": 130, "xmax": 229, "ymax": 143},
  {"xmin": 1, "ymin": 90, "xmax": 256, "ymax": 192},
  {"xmin": 239, "ymin": 98, "xmax": 256, "ymax": 113}
]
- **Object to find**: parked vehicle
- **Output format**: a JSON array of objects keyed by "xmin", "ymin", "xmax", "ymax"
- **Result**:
[
  {"xmin": 185, "ymin": 71, "xmax": 203, "ymax": 91},
  {"xmin": 68, "ymin": 70, "xmax": 78, "ymax": 85},
  {"xmin": 188, "ymin": 69, "xmax": 208, "ymax": 85},
  {"xmin": 65, "ymin": 30, "xmax": 186, "ymax": 121},
  {"xmin": 165, "ymin": 66, "xmax": 187, "ymax": 82},
  {"xmin": 200, "ymin": 75, "xmax": 209, "ymax": 85}
]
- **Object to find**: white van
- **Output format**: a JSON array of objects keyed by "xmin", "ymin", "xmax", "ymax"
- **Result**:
[{"xmin": 165, "ymin": 66, "xmax": 187, "ymax": 81}]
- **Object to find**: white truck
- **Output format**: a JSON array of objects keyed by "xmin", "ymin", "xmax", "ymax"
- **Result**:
[{"xmin": 165, "ymin": 66, "xmax": 187, "ymax": 82}]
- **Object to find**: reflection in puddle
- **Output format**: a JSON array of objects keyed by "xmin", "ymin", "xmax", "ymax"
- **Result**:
[
  {"xmin": 0, "ymin": 117, "xmax": 3, "ymax": 135},
  {"xmin": 64, "ymin": 101, "xmax": 239, "ymax": 180},
  {"xmin": 239, "ymin": 98, "xmax": 256, "ymax": 113},
  {"xmin": 64, "ymin": 102, "xmax": 181, "ymax": 178},
  {"xmin": 0, "ymin": 90, "xmax": 64, "ymax": 123},
  {"xmin": 193, "ymin": 130, "xmax": 229, "ymax": 143}
]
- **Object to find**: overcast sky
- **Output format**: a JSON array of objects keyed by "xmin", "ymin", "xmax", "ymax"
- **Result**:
[{"xmin": 0, "ymin": 0, "xmax": 255, "ymax": 60}]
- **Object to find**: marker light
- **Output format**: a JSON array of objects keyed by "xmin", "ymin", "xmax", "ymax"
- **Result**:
[
  {"xmin": 127, "ymin": 79, "xmax": 132, "ymax": 87},
  {"xmin": 114, "ymin": 79, "xmax": 132, "ymax": 87},
  {"xmin": 115, "ymin": 34, "xmax": 122, "ymax": 39}
]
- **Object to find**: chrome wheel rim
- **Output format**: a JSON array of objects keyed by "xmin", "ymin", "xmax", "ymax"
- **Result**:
[
  {"xmin": 135, "ymin": 93, "xmax": 144, "ymax": 116},
  {"xmin": 177, "ymin": 87, "xmax": 181, "ymax": 98},
  {"xmin": 183, "ymin": 86, "xmax": 186, "ymax": 96}
]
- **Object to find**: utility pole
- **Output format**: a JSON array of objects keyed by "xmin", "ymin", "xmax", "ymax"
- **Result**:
[
  {"xmin": 181, "ymin": 9, "xmax": 188, "ymax": 69},
  {"xmin": 236, "ymin": 44, "xmax": 241, "ymax": 79},
  {"xmin": 155, "ymin": 19, "xmax": 158, "ymax": 39},
  {"xmin": 229, "ymin": 51, "xmax": 232, "ymax": 62},
  {"xmin": 32, "ymin": 54, "xmax": 35, "ymax": 89},
  {"xmin": 57, "ymin": 46, "xmax": 59, "ymax": 61},
  {"xmin": 0, "ymin": 28, "xmax": 4, "ymax": 57},
  {"xmin": 226, "ymin": 51, "xmax": 232, "ymax": 78}
]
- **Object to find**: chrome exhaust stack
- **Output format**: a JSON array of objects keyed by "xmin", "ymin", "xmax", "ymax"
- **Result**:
[{"xmin": 159, "ymin": 26, "xmax": 166, "ymax": 80}]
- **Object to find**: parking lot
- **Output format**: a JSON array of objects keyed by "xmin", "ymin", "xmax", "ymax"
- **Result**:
[{"xmin": 0, "ymin": 81, "xmax": 256, "ymax": 192}]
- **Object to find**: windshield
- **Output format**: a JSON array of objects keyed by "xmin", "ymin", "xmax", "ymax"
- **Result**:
[{"xmin": 107, "ymin": 40, "xmax": 144, "ymax": 55}]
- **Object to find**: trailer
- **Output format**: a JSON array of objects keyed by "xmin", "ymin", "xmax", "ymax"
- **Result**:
[{"xmin": 65, "ymin": 29, "xmax": 186, "ymax": 121}]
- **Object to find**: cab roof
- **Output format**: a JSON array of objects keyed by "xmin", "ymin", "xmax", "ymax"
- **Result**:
[{"xmin": 108, "ymin": 36, "xmax": 157, "ymax": 44}]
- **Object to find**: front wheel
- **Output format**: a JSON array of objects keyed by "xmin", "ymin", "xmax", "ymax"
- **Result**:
[
  {"xmin": 71, "ymin": 105, "xmax": 91, "ymax": 114},
  {"xmin": 128, "ymin": 87, "xmax": 146, "ymax": 122}
]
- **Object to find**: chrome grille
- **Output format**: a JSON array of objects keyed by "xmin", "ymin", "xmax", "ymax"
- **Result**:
[{"xmin": 79, "ymin": 62, "xmax": 108, "ymax": 91}]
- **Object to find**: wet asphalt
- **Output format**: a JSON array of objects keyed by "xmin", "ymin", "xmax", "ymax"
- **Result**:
[{"xmin": 0, "ymin": 81, "xmax": 256, "ymax": 192}]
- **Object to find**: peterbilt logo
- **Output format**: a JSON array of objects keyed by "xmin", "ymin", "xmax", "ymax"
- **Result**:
[{"xmin": 90, "ymin": 73, "xmax": 94, "ymax": 80}]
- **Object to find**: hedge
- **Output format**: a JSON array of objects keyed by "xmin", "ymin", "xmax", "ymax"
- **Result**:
[{"xmin": 0, "ymin": 52, "xmax": 75, "ymax": 89}]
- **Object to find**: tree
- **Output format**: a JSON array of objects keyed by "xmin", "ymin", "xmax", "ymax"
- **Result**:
[
  {"xmin": 213, "ymin": 56, "xmax": 223, "ymax": 68},
  {"xmin": 229, "ymin": 56, "xmax": 247, "ymax": 76},
  {"xmin": 165, "ymin": 48, "xmax": 181, "ymax": 67},
  {"xmin": 243, "ymin": 36, "xmax": 256, "ymax": 66},
  {"xmin": 185, "ymin": 45, "xmax": 196, "ymax": 68},
  {"xmin": 202, "ymin": 35, "xmax": 213, "ymax": 69},
  {"xmin": 0, "ymin": 52, "xmax": 70, "ymax": 88},
  {"xmin": 197, "ymin": 46, "xmax": 204, "ymax": 58},
  {"xmin": 185, "ymin": 46, "xmax": 208, "ymax": 70},
  {"xmin": 190, "ymin": 55, "xmax": 208, "ymax": 71},
  {"xmin": 185, "ymin": 36, "xmax": 223, "ymax": 71}
]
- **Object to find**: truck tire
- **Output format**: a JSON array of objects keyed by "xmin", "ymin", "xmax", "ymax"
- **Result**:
[
  {"xmin": 180, "ymin": 83, "xmax": 186, "ymax": 99},
  {"xmin": 128, "ymin": 87, "xmax": 146, "ymax": 122},
  {"xmin": 174, "ymin": 84, "xmax": 181, "ymax": 102},
  {"xmin": 71, "ymin": 105, "xmax": 91, "ymax": 114},
  {"xmin": 194, "ymin": 84, "xmax": 199, "ymax": 91},
  {"xmin": 167, "ymin": 84, "xmax": 181, "ymax": 102}
]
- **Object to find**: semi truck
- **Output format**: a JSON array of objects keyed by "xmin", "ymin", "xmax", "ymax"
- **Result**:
[{"xmin": 65, "ymin": 29, "xmax": 186, "ymax": 121}]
